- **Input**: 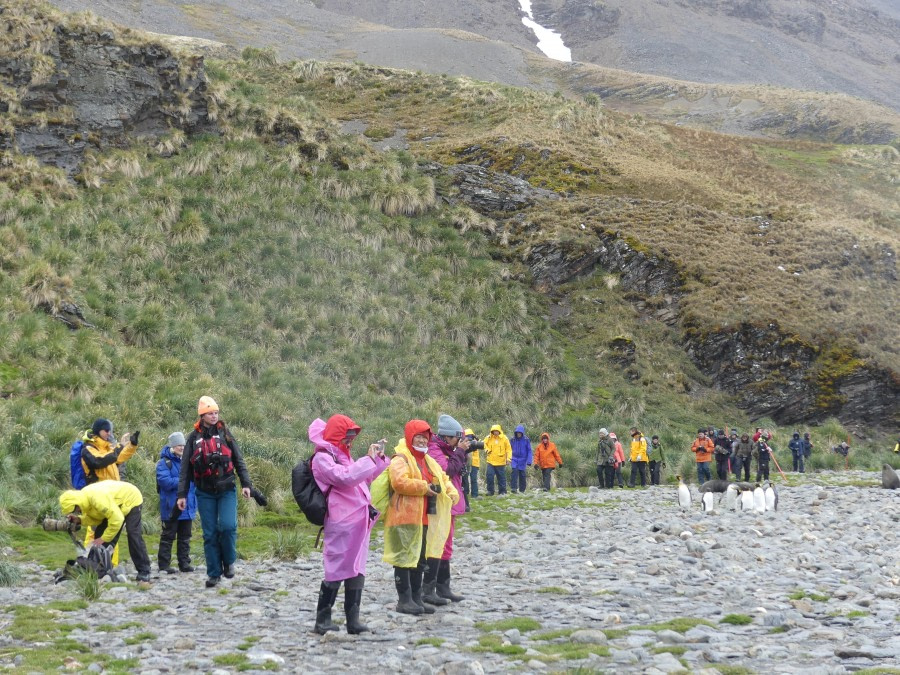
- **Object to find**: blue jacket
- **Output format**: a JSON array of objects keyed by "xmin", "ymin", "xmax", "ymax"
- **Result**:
[
  {"xmin": 510, "ymin": 425, "xmax": 533, "ymax": 470},
  {"xmin": 789, "ymin": 436, "xmax": 803, "ymax": 455},
  {"xmin": 157, "ymin": 447, "xmax": 196, "ymax": 521}
]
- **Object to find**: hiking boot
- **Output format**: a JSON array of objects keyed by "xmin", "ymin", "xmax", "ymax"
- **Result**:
[
  {"xmin": 393, "ymin": 568, "xmax": 422, "ymax": 615},
  {"xmin": 344, "ymin": 576, "xmax": 369, "ymax": 635},
  {"xmin": 160, "ymin": 567, "xmax": 178, "ymax": 575},
  {"xmin": 179, "ymin": 565, "xmax": 195, "ymax": 573},
  {"xmin": 436, "ymin": 560, "xmax": 464, "ymax": 602},
  {"xmin": 410, "ymin": 566, "xmax": 434, "ymax": 614},
  {"xmin": 314, "ymin": 581, "xmax": 340, "ymax": 634},
  {"xmin": 136, "ymin": 572, "xmax": 151, "ymax": 583},
  {"xmin": 205, "ymin": 576, "xmax": 220, "ymax": 588},
  {"xmin": 223, "ymin": 563, "xmax": 235, "ymax": 579},
  {"xmin": 422, "ymin": 559, "xmax": 448, "ymax": 606}
]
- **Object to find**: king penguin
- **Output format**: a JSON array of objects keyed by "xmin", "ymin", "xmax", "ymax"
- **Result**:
[
  {"xmin": 753, "ymin": 483, "xmax": 766, "ymax": 513},
  {"xmin": 740, "ymin": 488, "xmax": 754, "ymax": 512},
  {"xmin": 724, "ymin": 483, "xmax": 739, "ymax": 510},
  {"xmin": 764, "ymin": 481, "xmax": 778, "ymax": 511},
  {"xmin": 677, "ymin": 475, "xmax": 692, "ymax": 511},
  {"xmin": 701, "ymin": 491, "xmax": 715, "ymax": 513}
]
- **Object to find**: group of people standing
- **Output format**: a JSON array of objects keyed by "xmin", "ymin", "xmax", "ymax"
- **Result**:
[
  {"xmin": 596, "ymin": 427, "xmax": 666, "ymax": 488},
  {"xmin": 690, "ymin": 427, "xmax": 813, "ymax": 484},
  {"xmin": 473, "ymin": 424, "xmax": 563, "ymax": 496}
]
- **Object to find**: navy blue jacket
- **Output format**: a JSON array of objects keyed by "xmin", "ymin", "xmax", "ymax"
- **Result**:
[
  {"xmin": 157, "ymin": 446, "xmax": 197, "ymax": 521},
  {"xmin": 510, "ymin": 424, "xmax": 533, "ymax": 470}
]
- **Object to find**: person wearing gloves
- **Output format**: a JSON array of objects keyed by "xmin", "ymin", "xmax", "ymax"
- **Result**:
[
  {"xmin": 484, "ymin": 424, "xmax": 512, "ymax": 496},
  {"xmin": 533, "ymin": 433, "xmax": 562, "ymax": 491},
  {"xmin": 59, "ymin": 480, "xmax": 152, "ymax": 582},
  {"xmin": 309, "ymin": 414, "xmax": 389, "ymax": 635},
  {"xmin": 383, "ymin": 420, "xmax": 459, "ymax": 615},
  {"xmin": 509, "ymin": 424, "xmax": 533, "ymax": 494},
  {"xmin": 177, "ymin": 396, "xmax": 254, "ymax": 588},
  {"xmin": 80, "ymin": 418, "xmax": 140, "ymax": 566},
  {"xmin": 628, "ymin": 427, "xmax": 649, "ymax": 488},
  {"xmin": 156, "ymin": 432, "xmax": 196, "ymax": 574}
]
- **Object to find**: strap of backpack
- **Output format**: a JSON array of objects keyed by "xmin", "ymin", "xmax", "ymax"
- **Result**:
[{"xmin": 310, "ymin": 448, "xmax": 333, "ymax": 499}]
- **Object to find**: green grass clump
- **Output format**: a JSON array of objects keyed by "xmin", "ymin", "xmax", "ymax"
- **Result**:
[
  {"xmin": 768, "ymin": 626, "xmax": 788, "ymax": 634},
  {"xmin": 415, "ymin": 637, "xmax": 445, "ymax": 647},
  {"xmin": 652, "ymin": 645, "xmax": 687, "ymax": 655},
  {"xmin": 0, "ymin": 560, "xmax": 23, "ymax": 586},
  {"xmin": 123, "ymin": 631, "xmax": 157, "ymax": 645},
  {"xmin": 632, "ymin": 617, "xmax": 714, "ymax": 633},
  {"xmin": 472, "ymin": 634, "xmax": 527, "ymax": 656},
  {"xmin": 533, "ymin": 641, "xmax": 611, "ymax": 662},
  {"xmin": 532, "ymin": 628, "xmax": 576, "ymax": 640},
  {"xmin": 720, "ymin": 614, "xmax": 753, "ymax": 625},
  {"xmin": 476, "ymin": 617, "xmax": 542, "ymax": 633},
  {"xmin": 537, "ymin": 586, "xmax": 571, "ymax": 594},
  {"xmin": 130, "ymin": 604, "xmax": 164, "ymax": 614},
  {"xmin": 266, "ymin": 530, "xmax": 311, "ymax": 561}
]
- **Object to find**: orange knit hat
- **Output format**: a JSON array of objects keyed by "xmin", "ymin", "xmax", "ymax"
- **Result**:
[{"xmin": 198, "ymin": 396, "xmax": 219, "ymax": 415}]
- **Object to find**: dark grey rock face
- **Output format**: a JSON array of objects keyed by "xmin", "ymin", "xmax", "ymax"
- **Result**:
[{"xmin": 1, "ymin": 23, "xmax": 211, "ymax": 174}]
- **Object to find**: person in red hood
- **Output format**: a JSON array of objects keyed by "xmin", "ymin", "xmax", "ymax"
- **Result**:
[
  {"xmin": 309, "ymin": 414, "xmax": 388, "ymax": 635},
  {"xmin": 533, "ymin": 433, "xmax": 563, "ymax": 491},
  {"xmin": 383, "ymin": 420, "xmax": 458, "ymax": 615}
]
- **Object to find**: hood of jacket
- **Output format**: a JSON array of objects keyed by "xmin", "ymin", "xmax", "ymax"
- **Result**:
[
  {"xmin": 322, "ymin": 414, "xmax": 361, "ymax": 456},
  {"xmin": 490, "ymin": 424, "xmax": 504, "ymax": 436},
  {"xmin": 514, "ymin": 424, "xmax": 527, "ymax": 438},
  {"xmin": 540, "ymin": 432, "xmax": 550, "ymax": 444},
  {"xmin": 59, "ymin": 490, "xmax": 86, "ymax": 515},
  {"xmin": 405, "ymin": 419, "xmax": 433, "ymax": 452},
  {"xmin": 159, "ymin": 446, "xmax": 183, "ymax": 463}
]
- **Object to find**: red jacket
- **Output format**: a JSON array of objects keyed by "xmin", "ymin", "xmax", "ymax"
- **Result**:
[{"xmin": 691, "ymin": 438, "xmax": 715, "ymax": 463}]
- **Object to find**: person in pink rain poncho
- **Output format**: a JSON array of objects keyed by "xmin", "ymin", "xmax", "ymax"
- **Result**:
[{"xmin": 310, "ymin": 414, "xmax": 388, "ymax": 635}]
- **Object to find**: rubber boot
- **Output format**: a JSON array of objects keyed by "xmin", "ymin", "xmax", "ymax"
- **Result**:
[
  {"xmin": 343, "ymin": 575, "xmax": 369, "ymax": 634},
  {"xmin": 314, "ymin": 581, "xmax": 340, "ymax": 634},
  {"xmin": 394, "ymin": 567, "xmax": 422, "ymax": 615},
  {"xmin": 436, "ymin": 559, "xmax": 464, "ymax": 602},
  {"xmin": 422, "ymin": 558, "xmax": 449, "ymax": 606},
  {"xmin": 410, "ymin": 564, "xmax": 435, "ymax": 614}
]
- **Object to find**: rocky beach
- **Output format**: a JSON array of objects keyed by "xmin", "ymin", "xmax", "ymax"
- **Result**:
[{"xmin": 2, "ymin": 471, "xmax": 899, "ymax": 673}]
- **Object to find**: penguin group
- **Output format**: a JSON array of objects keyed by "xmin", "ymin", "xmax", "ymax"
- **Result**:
[{"xmin": 680, "ymin": 478, "xmax": 778, "ymax": 514}]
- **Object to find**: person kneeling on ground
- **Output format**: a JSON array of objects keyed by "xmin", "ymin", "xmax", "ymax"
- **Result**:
[
  {"xmin": 534, "ymin": 433, "xmax": 562, "ymax": 491},
  {"xmin": 157, "ymin": 432, "xmax": 196, "ymax": 574},
  {"xmin": 59, "ymin": 480, "xmax": 152, "ymax": 582},
  {"xmin": 384, "ymin": 420, "xmax": 458, "ymax": 615},
  {"xmin": 310, "ymin": 414, "xmax": 389, "ymax": 635}
]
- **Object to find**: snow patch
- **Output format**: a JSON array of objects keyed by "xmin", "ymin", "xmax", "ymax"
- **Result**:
[{"xmin": 518, "ymin": 1, "xmax": 572, "ymax": 62}]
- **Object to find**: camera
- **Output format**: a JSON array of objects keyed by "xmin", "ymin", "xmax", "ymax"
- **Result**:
[
  {"xmin": 426, "ymin": 483, "xmax": 442, "ymax": 515},
  {"xmin": 466, "ymin": 441, "xmax": 485, "ymax": 453},
  {"xmin": 42, "ymin": 517, "xmax": 80, "ymax": 533}
]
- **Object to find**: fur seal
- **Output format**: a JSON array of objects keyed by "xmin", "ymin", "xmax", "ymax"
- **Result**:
[
  {"xmin": 882, "ymin": 464, "xmax": 900, "ymax": 490},
  {"xmin": 699, "ymin": 479, "xmax": 730, "ymax": 493}
]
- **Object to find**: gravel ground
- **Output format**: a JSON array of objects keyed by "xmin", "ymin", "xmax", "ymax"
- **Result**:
[{"xmin": 2, "ymin": 470, "xmax": 898, "ymax": 673}]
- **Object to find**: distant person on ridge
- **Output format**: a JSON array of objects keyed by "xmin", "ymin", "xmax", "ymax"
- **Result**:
[
  {"xmin": 533, "ymin": 432, "xmax": 562, "ymax": 491},
  {"xmin": 177, "ymin": 396, "xmax": 255, "ymax": 588},
  {"xmin": 647, "ymin": 435, "xmax": 666, "ymax": 486},
  {"xmin": 691, "ymin": 429, "xmax": 714, "ymax": 485},
  {"xmin": 509, "ymin": 425, "xmax": 533, "ymax": 494},
  {"xmin": 156, "ymin": 431, "xmax": 196, "ymax": 574},
  {"xmin": 484, "ymin": 424, "xmax": 511, "ymax": 496}
]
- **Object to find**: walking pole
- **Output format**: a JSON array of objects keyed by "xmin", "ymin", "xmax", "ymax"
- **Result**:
[{"xmin": 769, "ymin": 449, "xmax": 787, "ymax": 481}]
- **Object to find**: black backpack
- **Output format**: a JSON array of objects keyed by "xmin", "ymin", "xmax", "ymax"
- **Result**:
[
  {"xmin": 57, "ymin": 545, "xmax": 113, "ymax": 582},
  {"xmin": 292, "ymin": 450, "xmax": 331, "ymax": 527}
]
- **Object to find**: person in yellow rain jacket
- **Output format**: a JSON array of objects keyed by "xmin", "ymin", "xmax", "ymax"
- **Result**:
[
  {"xmin": 627, "ymin": 427, "xmax": 649, "ymax": 488},
  {"xmin": 59, "ymin": 480, "xmax": 151, "ymax": 582},
  {"xmin": 484, "ymin": 424, "xmax": 511, "ymax": 496},
  {"xmin": 80, "ymin": 419, "xmax": 140, "ymax": 565},
  {"xmin": 383, "ymin": 420, "xmax": 458, "ymax": 615}
]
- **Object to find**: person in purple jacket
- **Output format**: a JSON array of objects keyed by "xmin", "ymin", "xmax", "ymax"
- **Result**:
[
  {"xmin": 510, "ymin": 424, "xmax": 533, "ymax": 494},
  {"xmin": 424, "ymin": 414, "xmax": 470, "ymax": 606},
  {"xmin": 310, "ymin": 414, "xmax": 388, "ymax": 635}
]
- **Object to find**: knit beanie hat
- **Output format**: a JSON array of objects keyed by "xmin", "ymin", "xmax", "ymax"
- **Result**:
[
  {"xmin": 437, "ymin": 414, "xmax": 464, "ymax": 438},
  {"xmin": 598, "ymin": 428, "xmax": 609, "ymax": 437},
  {"xmin": 167, "ymin": 431, "xmax": 186, "ymax": 447},
  {"xmin": 91, "ymin": 418, "xmax": 112, "ymax": 436},
  {"xmin": 198, "ymin": 396, "xmax": 219, "ymax": 415}
]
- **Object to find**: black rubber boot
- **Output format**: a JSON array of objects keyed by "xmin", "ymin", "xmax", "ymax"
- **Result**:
[
  {"xmin": 314, "ymin": 581, "xmax": 340, "ymax": 634},
  {"xmin": 344, "ymin": 575, "xmax": 369, "ymax": 634},
  {"xmin": 436, "ymin": 559, "xmax": 464, "ymax": 602},
  {"xmin": 394, "ymin": 567, "xmax": 422, "ymax": 615},
  {"xmin": 410, "ymin": 565, "xmax": 435, "ymax": 614},
  {"xmin": 422, "ymin": 558, "xmax": 449, "ymax": 606}
]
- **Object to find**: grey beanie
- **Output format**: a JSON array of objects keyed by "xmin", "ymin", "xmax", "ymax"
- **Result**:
[
  {"xmin": 598, "ymin": 428, "xmax": 609, "ymax": 437},
  {"xmin": 437, "ymin": 414, "xmax": 464, "ymax": 438},
  {"xmin": 167, "ymin": 431, "xmax": 186, "ymax": 447}
]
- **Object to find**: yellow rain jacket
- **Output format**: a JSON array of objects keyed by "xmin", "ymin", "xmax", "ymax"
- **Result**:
[
  {"xmin": 81, "ymin": 432, "xmax": 137, "ymax": 483},
  {"xmin": 484, "ymin": 424, "xmax": 512, "ymax": 466},
  {"xmin": 464, "ymin": 428, "xmax": 481, "ymax": 468},
  {"xmin": 59, "ymin": 481, "xmax": 143, "ymax": 543},
  {"xmin": 383, "ymin": 440, "xmax": 458, "ymax": 568},
  {"xmin": 629, "ymin": 433, "xmax": 648, "ymax": 462}
]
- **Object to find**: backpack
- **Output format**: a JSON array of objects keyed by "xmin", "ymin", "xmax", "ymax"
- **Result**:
[
  {"xmin": 190, "ymin": 432, "xmax": 235, "ymax": 493},
  {"xmin": 70, "ymin": 440, "xmax": 87, "ymax": 489},
  {"xmin": 292, "ymin": 451, "xmax": 331, "ymax": 527},
  {"xmin": 58, "ymin": 545, "xmax": 113, "ymax": 582}
]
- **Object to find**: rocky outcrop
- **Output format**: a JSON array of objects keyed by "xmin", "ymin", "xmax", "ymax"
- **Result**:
[
  {"xmin": 422, "ymin": 161, "xmax": 559, "ymax": 213},
  {"xmin": 0, "ymin": 10, "xmax": 211, "ymax": 175}
]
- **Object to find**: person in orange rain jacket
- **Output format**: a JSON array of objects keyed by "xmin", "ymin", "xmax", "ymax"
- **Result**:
[
  {"xmin": 691, "ymin": 428, "xmax": 715, "ymax": 484},
  {"xmin": 533, "ymin": 433, "xmax": 562, "ymax": 492}
]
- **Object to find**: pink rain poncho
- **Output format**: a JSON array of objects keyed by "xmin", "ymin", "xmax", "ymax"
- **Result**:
[{"xmin": 310, "ymin": 415, "xmax": 388, "ymax": 582}]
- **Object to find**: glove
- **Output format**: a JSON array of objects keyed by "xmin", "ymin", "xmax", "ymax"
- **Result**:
[
  {"xmin": 249, "ymin": 487, "xmax": 268, "ymax": 507},
  {"xmin": 130, "ymin": 430, "xmax": 140, "ymax": 446}
]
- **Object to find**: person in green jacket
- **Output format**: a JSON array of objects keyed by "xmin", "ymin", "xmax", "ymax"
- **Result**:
[{"xmin": 648, "ymin": 435, "xmax": 666, "ymax": 486}]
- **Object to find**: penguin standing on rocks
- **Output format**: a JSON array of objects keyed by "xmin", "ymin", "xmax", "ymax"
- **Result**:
[
  {"xmin": 701, "ymin": 491, "xmax": 715, "ymax": 513},
  {"xmin": 677, "ymin": 475, "xmax": 692, "ymax": 511},
  {"xmin": 740, "ymin": 488, "xmax": 754, "ymax": 512},
  {"xmin": 724, "ymin": 483, "xmax": 739, "ymax": 510},
  {"xmin": 753, "ymin": 484, "xmax": 766, "ymax": 513},
  {"xmin": 764, "ymin": 481, "xmax": 778, "ymax": 510}
]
